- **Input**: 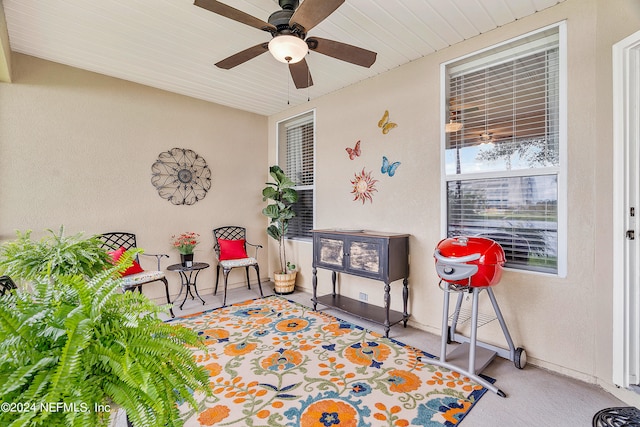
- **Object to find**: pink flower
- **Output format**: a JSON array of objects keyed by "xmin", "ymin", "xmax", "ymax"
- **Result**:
[{"xmin": 172, "ymin": 232, "xmax": 200, "ymax": 254}]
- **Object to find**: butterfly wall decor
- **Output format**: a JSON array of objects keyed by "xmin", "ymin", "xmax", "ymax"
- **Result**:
[
  {"xmin": 346, "ymin": 140, "xmax": 361, "ymax": 160},
  {"xmin": 381, "ymin": 156, "xmax": 401, "ymax": 177},
  {"xmin": 378, "ymin": 110, "xmax": 398, "ymax": 134}
]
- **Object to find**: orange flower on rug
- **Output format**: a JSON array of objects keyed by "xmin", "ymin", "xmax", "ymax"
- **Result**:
[{"xmin": 171, "ymin": 296, "xmax": 490, "ymax": 426}]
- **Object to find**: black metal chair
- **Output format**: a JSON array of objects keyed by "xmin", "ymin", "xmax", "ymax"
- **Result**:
[
  {"xmin": 212, "ymin": 226, "xmax": 263, "ymax": 306},
  {"xmin": 0, "ymin": 275, "xmax": 17, "ymax": 297},
  {"xmin": 98, "ymin": 232, "xmax": 174, "ymax": 317}
]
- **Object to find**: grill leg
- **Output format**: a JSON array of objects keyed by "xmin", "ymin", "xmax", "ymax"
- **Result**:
[
  {"xmin": 468, "ymin": 287, "xmax": 481, "ymax": 374},
  {"xmin": 487, "ymin": 287, "xmax": 516, "ymax": 359},
  {"xmin": 439, "ymin": 281, "xmax": 451, "ymax": 361},
  {"xmin": 449, "ymin": 291, "xmax": 465, "ymax": 342}
]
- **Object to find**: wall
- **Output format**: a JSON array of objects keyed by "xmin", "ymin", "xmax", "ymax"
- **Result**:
[
  {"xmin": 0, "ymin": 53, "xmax": 269, "ymax": 302},
  {"xmin": 593, "ymin": 0, "xmax": 640, "ymax": 405},
  {"xmin": 267, "ymin": 0, "xmax": 640, "ymax": 400}
]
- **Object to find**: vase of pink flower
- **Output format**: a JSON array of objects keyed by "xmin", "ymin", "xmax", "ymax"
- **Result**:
[{"xmin": 172, "ymin": 232, "xmax": 200, "ymax": 267}]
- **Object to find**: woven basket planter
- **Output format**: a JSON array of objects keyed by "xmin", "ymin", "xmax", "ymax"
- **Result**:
[{"xmin": 274, "ymin": 271, "xmax": 296, "ymax": 295}]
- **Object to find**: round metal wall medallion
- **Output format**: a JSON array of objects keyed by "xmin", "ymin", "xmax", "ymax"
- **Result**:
[{"xmin": 151, "ymin": 148, "xmax": 211, "ymax": 205}]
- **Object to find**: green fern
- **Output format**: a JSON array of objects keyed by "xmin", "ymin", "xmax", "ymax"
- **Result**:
[
  {"xmin": 0, "ymin": 228, "xmax": 211, "ymax": 427},
  {"xmin": 0, "ymin": 226, "xmax": 113, "ymax": 283}
]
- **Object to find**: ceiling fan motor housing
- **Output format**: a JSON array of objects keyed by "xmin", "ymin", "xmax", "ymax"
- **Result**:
[
  {"xmin": 269, "ymin": 10, "xmax": 294, "ymax": 30},
  {"xmin": 269, "ymin": 0, "xmax": 305, "ymax": 37},
  {"xmin": 279, "ymin": 0, "xmax": 299, "ymax": 11}
]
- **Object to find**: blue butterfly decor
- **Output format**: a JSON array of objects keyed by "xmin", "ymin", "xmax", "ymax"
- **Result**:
[{"xmin": 381, "ymin": 156, "xmax": 401, "ymax": 177}]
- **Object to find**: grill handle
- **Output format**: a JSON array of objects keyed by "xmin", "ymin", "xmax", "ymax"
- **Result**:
[{"xmin": 434, "ymin": 250, "xmax": 481, "ymax": 264}]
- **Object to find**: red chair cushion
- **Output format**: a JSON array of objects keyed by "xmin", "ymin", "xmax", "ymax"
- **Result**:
[
  {"xmin": 218, "ymin": 239, "xmax": 248, "ymax": 260},
  {"xmin": 108, "ymin": 247, "xmax": 145, "ymax": 276}
]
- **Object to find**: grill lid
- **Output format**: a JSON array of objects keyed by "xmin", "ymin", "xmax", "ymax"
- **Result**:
[{"xmin": 436, "ymin": 236, "xmax": 505, "ymax": 266}]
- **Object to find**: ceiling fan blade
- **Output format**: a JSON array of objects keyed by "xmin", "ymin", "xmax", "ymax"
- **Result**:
[
  {"xmin": 289, "ymin": 0, "xmax": 344, "ymax": 32},
  {"xmin": 289, "ymin": 58, "xmax": 314, "ymax": 89},
  {"xmin": 194, "ymin": 0, "xmax": 276, "ymax": 32},
  {"xmin": 307, "ymin": 37, "xmax": 377, "ymax": 68},
  {"xmin": 215, "ymin": 43, "xmax": 269, "ymax": 69}
]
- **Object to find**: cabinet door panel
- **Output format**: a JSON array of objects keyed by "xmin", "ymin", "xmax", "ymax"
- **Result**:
[
  {"xmin": 318, "ymin": 237, "xmax": 344, "ymax": 268},
  {"xmin": 348, "ymin": 240, "xmax": 381, "ymax": 275}
]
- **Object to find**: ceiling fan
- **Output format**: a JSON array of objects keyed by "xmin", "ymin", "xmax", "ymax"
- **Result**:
[{"xmin": 194, "ymin": 0, "xmax": 377, "ymax": 89}]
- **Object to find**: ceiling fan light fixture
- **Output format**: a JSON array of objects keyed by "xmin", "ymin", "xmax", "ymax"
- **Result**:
[
  {"xmin": 445, "ymin": 120, "xmax": 463, "ymax": 133},
  {"xmin": 268, "ymin": 34, "xmax": 308, "ymax": 64}
]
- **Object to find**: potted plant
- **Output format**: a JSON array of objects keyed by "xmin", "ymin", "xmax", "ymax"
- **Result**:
[
  {"xmin": 0, "ymin": 227, "xmax": 211, "ymax": 427},
  {"xmin": 171, "ymin": 231, "xmax": 200, "ymax": 267},
  {"xmin": 262, "ymin": 165, "xmax": 299, "ymax": 294}
]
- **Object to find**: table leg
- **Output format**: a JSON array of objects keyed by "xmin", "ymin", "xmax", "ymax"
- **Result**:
[
  {"xmin": 179, "ymin": 271, "xmax": 190, "ymax": 310},
  {"xmin": 191, "ymin": 269, "xmax": 206, "ymax": 306},
  {"xmin": 402, "ymin": 277, "xmax": 409, "ymax": 327},
  {"xmin": 331, "ymin": 271, "xmax": 337, "ymax": 296},
  {"xmin": 312, "ymin": 267, "xmax": 318, "ymax": 310},
  {"xmin": 383, "ymin": 282, "xmax": 391, "ymax": 338}
]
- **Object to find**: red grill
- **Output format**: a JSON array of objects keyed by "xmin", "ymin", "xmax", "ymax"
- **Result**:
[
  {"xmin": 434, "ymin": 236, "xmax": 505, "ymax": 287},
  {"xmin": 427, "ymin": 236, "xmax": 526, "ymax": 398}
]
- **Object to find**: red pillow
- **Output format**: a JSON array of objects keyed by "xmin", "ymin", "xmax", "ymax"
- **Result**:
[
  {"xmin": 218, "ymin": 239, "xmax": 248, "ymax": 260},
  {"xmin": 108, "ymin": 247, "xmax": 145, "ymax": 276}
]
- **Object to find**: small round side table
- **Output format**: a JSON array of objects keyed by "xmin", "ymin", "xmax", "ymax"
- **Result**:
[{"xmin": 167, "ymin": 262, "xmax": 209, "ymax": 310}]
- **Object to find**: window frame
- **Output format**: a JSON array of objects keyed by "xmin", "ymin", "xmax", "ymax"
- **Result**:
[
  {"xmin": 276, "ymin": 109, "xmax": 316, "ymax": 242},
  {"xmin": 440, "ymin": 22, "xmax": 567, "ymax": 278}
]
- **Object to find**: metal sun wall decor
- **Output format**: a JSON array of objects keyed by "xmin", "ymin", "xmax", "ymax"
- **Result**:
[
  {"xmin": 351, "ymin": 168, "xmax": 378, "ymax": 204},
  {"xmin": 151, "ymin": 148, "xmax": 211, "ymax": 205}
]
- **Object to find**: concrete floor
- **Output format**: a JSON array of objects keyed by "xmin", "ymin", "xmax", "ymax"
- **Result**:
[{"xmin": 115, "ymin": 282, "xmax": 629, "ymax": 427}]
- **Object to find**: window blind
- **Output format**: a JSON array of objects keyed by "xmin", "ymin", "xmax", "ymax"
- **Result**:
[
  {"xmin": 279, "ymin": 112, "xmax": 314, "ymax": 239},
  {"xmin": 445, "ymin": 27, "xmax": 561, "ymax": 273},
  {"xmin": 447, "ymin": 48, "xmax": 559, "ymax": 173},
  {"xmin": 447, "ymin": 175, "xmax": 558, "ymax": 272}
]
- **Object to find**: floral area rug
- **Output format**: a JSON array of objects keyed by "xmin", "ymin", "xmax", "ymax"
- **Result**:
[{"xmin": 171, "ymin": 296, "xmax": 490, "ymax": 427}]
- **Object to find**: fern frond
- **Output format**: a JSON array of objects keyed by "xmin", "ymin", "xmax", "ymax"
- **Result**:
[
  {"xmin": 45, "ymin": 314, "xmax": 92, "ymax": 403},
  {"xmin": 0, "ymin": 297, "xmax": 26, "ymax": 340},
  {"xmin": 0, "ymin": 356, "xmax": 57, "ymax": 397}
]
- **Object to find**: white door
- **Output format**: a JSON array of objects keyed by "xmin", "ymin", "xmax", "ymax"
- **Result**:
[{"xmin": 613, "ymin": 30, "xmax": 640, "ymax": 389}]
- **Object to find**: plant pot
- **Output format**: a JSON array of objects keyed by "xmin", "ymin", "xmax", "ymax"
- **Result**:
[
  {"xmin": 274, "ymin": 271, "xmax": 296, "ymax": 295},
  {"xmin": 180, "ymin": 253, "xmax": 194, "ymax": 267}
]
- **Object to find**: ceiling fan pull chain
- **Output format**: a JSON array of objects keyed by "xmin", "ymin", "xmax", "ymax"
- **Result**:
[
  {"xmin": 287, "ymin": 59, "xmax": 291, "ymax": 105},
  {"xmin": 307, "ymin": 58, "xmax": 310, "ymax": 101}
]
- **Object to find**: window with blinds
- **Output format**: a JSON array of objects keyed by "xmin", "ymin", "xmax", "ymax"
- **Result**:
[
  {"xmin": 443, "ymin": 24, "xmax": 564, "ymax": 274},
  {"xmin": 277, "ymin": 111, "xmax": 315, "ymax": 239}
]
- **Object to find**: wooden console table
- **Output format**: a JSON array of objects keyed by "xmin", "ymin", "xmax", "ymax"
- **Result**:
[{"xmin": 311, "ymin": 229, "xmax": 410, "ymax": 337}]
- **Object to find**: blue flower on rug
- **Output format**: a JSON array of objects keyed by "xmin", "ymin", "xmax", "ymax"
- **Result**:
[
  {"xmin": 412, "ymin": 397, "xmax": 473, "ymax": 427},
  {"xmin": 349, "ymin": 382, "xmax": 372, "ymax": 397},
  {"xmin": 232, "ymin": 306, "xmax": 277, "ymax": 318},
  {"xmin": 252, "ymin": 329, "xmax": 269, "ymax": 338},
  {"xmin": 284, "ymin": 392, "xmax": 372, "ymax": 427}
]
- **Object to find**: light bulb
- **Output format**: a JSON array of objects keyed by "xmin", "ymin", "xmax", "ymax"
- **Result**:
[{"xmin": 268, "ymin": 35, "xmax": 309, "ymax": 64}]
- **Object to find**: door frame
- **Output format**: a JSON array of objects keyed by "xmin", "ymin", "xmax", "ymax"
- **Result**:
[{"xmin": 613, "ymin": 29, "xmax": 640, "ymax": 389}]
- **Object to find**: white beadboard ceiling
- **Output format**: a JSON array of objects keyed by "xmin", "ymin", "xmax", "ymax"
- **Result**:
[{"xmin": 2, "ymin": 0, "xmax": 565, "ymax": 116}]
